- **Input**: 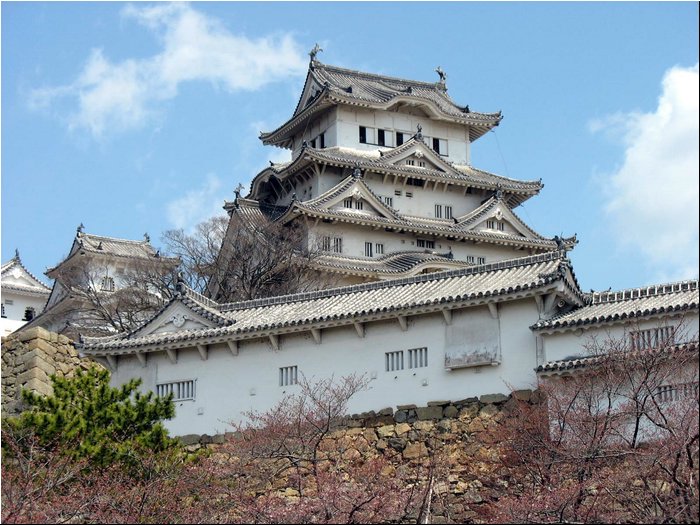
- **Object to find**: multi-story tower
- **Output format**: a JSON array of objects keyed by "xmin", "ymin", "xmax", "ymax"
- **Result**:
[{"xmin": 218, "ymin": 50, "xmax": 575, "ymax": 291}]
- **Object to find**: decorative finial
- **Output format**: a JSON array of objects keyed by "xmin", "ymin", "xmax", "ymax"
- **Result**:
[
  {"xmin": 302, "ymin": 140, "xmax": 308, "ymax": 150},
  {"xmin": 291, "ymin": 192, "xmax": 297, "ymax": 201},
  {"xmin": 415, "ymin": 124, "xmax": 423, "ymax": 141},
  {"xmin": 14, "ymin": 248, "xmax": 20, "ymax": 260},
  {"xmin": 143, "ymin": 233, "xmax": 150, "ymax": 243},
  {"xmin": 97, "ymin": 242, "xmax": 103, "ymax": 250},
  {"xmin": 234, "ymin": 183, "xmax": 245, "ymax": 199},
  {"xmin": 175, "ymin": 271, "xmax": 185, "ymax": 295},
  {"xmin": 553, "ymin": 235, "xmax": 565, "ymax": 251},
  {"xmin": 77, "ymin": 222, "xmax": 85, "ymax": 235},
  {"xmin": 435, "ymin": 66, "xmax": 447, "ymax": 84},
  {"xmin": 309, "ymin": 43, "xmax": 323, "ymax": 62},
  {"xmin": 352, "ymin": 161, "xmax": 363, "ymax": 179}
]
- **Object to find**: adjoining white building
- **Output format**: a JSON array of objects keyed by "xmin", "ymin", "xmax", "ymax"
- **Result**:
[
  {"xmin": 77, "ymin": 52, "xmax": 698, "ymax": 437},
  {"xmin": 24, "ymin": 225, "xmax": 179, "ymax": 339},
  {"xmin": 1, "ymin": 250, "xmax": 51, "ymax": 336}
]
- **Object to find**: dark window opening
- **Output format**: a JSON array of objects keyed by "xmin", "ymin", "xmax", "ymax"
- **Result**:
[
  {"xmin": 432, "ymin": 138, "xmax": 440, "ymax": 154},
  {"xmin": 396, "ymin": 132, "xmax": 405, "ymax": 146},
  {"xmin": 377, "ymin": 129, "xmax": 385, "ymax": 146},
  {"xmin": 319, "ymin": 133, "xmax": 325, "ymax": 149},
  {"xmin": 359, "ymin": 126, "xmax": 367, "ymax": 144},
  {"xmin": 23, "ymin": 307, "xmax": 36, "ymax": 322}
]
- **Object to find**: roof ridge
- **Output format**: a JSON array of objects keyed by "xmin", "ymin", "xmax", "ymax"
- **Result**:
[
  {"xmin": 590, "ymin": 280, "xmax": 699, "ymax": 305},
  {"xmin": 315, "ymin": 61, "xmax": 445, "ymax": 90},
  {"xmin": 81, "ymin": 232, "xmax": 150, "ymax": 245},
  {"xmin": 219, "ymin": 250, "xmax": 567, "ymax": 312},
  {"xmin": 1, "ymin": 255, "xmax": 52, "ymax": 290}
]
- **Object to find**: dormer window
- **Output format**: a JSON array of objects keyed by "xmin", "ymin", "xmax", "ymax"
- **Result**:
[{"xmin": 101, "ymin": 276, "xmax": 115, "ymax": 292}]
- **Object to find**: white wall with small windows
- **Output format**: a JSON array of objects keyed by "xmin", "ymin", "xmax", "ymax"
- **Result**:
[
  {"xmin": 539, "ymin": 312, "xmax": 699, "ymax": 365},
  {"xmin": 107, "ymin": 295, "xmax": 554, "ymax": 437}
]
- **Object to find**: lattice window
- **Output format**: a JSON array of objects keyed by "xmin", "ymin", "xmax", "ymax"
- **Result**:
[
  {"xmin": 344, "ymin": 198, "xmax": 353, "ymax": 208},
  {"xmin": 375, "ymin": 243, "xmax": 384, "ymax": 255},
  {"xmin": 157, "ymin": 380, "xmax": 196, "ymax": 401},
  {"xmin": 445, "ymin": 206, "xmax": 453, "ymax": 219},
  {"xmin": 477, "ymin": 257, "xmax": 486, "ymax": 264},
  {"xmin": 365, "ymin": 242, "xmax": 373, "ymax": 257},
  {"xmin": 417, "ymin": 239, "xmax": 435, "ymax": 249},
  {"xmin": 385, "ymin": 350, "xmax": 404, "ymax": 372},
  {"xmin": 408, "ymin": 347, "xmax": 428, "ymax": 369},
  {"xmin": 435, "ymin": 204, "xmax": 443, "ymax": 218},
  {"xmin": 279, "ymin": 366, "xmax": 298, "ymax": 387},
  {"xmin": 101, "ymin": 276, "xmax": 115, "ymax": 292},
  {"xmin": 629, "ymin": 326, "xmax": 675, "ymax": 351},
  {"xmin": 655, "ymin": 382, "xmax": 699, "ymax": 403}
]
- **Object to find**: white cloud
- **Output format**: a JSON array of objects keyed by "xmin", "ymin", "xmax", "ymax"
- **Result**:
[
  {"xmin": 166, "ymin": 173, "xmax": 227, "ymax": 230},
  {"xmin": 594, "ymin": 63, "xmax": 699, "ymax": 282},
  {"xmin": 29, "ymin": 3, "xmax": 307, "ymax": 137}
]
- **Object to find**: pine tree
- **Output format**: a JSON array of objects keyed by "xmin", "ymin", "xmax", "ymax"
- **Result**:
[{"xmin": 6, "ymin": 366, "xmax": 176, "ymax": 467}]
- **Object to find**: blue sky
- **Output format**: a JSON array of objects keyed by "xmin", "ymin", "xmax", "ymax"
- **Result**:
[{"xmin": 2, "ymin": 2, "xmax": 698, "ymax": 293}]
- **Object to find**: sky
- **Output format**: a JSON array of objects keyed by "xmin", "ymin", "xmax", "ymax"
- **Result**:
[{"xmin": 2, "ymin": 1, "xmax": 698, "ymax": 294}]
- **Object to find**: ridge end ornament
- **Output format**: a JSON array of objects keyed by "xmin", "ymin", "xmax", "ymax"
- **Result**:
[{"xmin": 309, "ymin": 43, "xmax": 323, "ymax": 62}]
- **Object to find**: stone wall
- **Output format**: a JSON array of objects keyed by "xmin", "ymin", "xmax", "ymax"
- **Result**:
[
  {"xmin": 1, "ymin": 327, "xmax": 99, "ymax": 417},
  {"xmin": 178, "ymin": 390, "xmax": 542, "ymax": 523}
]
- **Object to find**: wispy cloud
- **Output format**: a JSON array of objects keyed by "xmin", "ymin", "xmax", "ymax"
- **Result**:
[
  {"xmin": 166, "ymin": 173, "xmax": 227, "ymax": 230},
  {"xmin": 28, "ymin": 3, "xmax": 307, "ymax": 137},
  {"xmin": 593, "ymin": 63, "xmax": 699, "ymax": 283}
]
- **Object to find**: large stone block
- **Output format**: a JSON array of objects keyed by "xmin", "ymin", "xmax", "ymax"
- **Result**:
[
  {"xmin": 479, "ymin": 393, "xmax": 509, "ymax": 405},
  {"xmin": 403, "ymin": 442, "xmax": 428, "ymax": 459},
  {"xmin": 415, "ymin": 406, "xmax": 443, "ymax": 420},
  {"xmin": 17, "ymin": 367, "xmax": 49, "ymax": 386},
  {"xmin": 443, "ymin": 405, "xmax": 459, "ymax": 418},
  {"xmin": 24, "ymin": 378, "xmax": 53, "ymax": 397},
  {"xmin": 15, "ymin": 327, "xmax": 51, "ymax": 343},
  {"xmin": 512, "ymin": 389, "xmax": 532, "ymax": 402}
]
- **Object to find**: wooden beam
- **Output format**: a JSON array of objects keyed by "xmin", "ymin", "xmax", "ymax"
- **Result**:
[
  {"xmin": 227, "ymin": 340, "xmax": 239, "ymax": 356},
  {"xmin": 311, "ymin": 328, "xmax": 322, "ymax": 344},
  {"xmin": 269, "ymin": 334, "xmax": 280, "ymax": 351},
  {"xmin": 136, "ymin": 352, "xmax": 147, "ymax": 368},
  {"xmin": 488, "ymin": 302, "xmax": 499, "ymax": 319},
  {"xmin": 106, "ymin": 355, "xmax": 118, "ymax": 371},
  {"xmin": 166, "ymin": 348, "xmax": 178, "ymax": 364},
  {"xmin": 353, "ymin": 322, "xmax": 365, "ymax": 338},
  {"xmin": 397, "ymin": 315, "xmax": 408, "ymax": 331},
  {"xmin": 442, "ymin": 309, "xmax": 453, "ymax": 325},
  {"xmin": 197, "ymin": 344, "xmax": 208, "ymax": 361},
  {"xmin": 534, "ymin": 295, "xmax": 544, "ymax": 314}
]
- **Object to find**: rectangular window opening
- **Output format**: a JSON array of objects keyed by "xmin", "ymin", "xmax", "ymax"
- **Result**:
[
  {"xmin": 408, "ymin": 347, "xmax": 428, "ymax": 369},
  {"xmin": 156, "ymin": 380, "xmax": 196, "ymax": 402},
  {"xmin": 279, "ymin": 366, "xmax": 298, "ymax": 387},
  {"xmin": 385, "ymin": 350, "xmax": 404, "ymax": 372}
]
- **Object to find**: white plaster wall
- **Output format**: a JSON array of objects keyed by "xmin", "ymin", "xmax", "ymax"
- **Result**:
[
  {"xmin": 334, "ymin": 107, "xmax": 470, "ymax": 164},
  {"xmin": 109, "ymin": 297, "xmax": 544, "ymax": 436}
]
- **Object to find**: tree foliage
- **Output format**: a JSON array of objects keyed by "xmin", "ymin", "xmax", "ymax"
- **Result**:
[{"xmin": 5, "ymin": 366, "xmax": 176, "ymax": 468}]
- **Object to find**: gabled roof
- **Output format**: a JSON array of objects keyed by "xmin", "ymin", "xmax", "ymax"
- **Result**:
[
  {"xmin": 312, "ymin": 251, "xmax": 471, "ymax": 279},
  {"xmin": 1, "ymin": 251, "xmax": 51, "ymax": 297},
  {"xmin": 251, "ymin": 141, "xmax": 543, "ymax": 207},
  {"xmin": 532, "ymin": 280, "xmax": 699, "ymax": 334},
  {"xmin": 275, "ymin": 175, "xmax": 567, "ymax": 252},
  {"xmin": 260, "ymin": 60, "xmax": 502, "ymax": 148},
  {"xmin": 46, "ymin": 229, "xmax": 179, "ymax": 277},
  {"xmin": 78, "ymin": 251, "xmax": 586, "ymax": 354}
]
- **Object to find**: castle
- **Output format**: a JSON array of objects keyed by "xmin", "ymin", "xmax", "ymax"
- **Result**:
[{"xmin": 73, "ymin": 51, "xmax": 698, "ymax": 437}]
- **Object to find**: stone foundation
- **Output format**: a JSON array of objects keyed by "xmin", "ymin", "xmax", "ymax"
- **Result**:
[{"xmin": 1, "ymin": 327, "xmax": 100, "ymax": 417}]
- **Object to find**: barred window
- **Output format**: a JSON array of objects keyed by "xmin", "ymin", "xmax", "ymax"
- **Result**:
[
  {"xmin": 385, "ymin": 350, "xmax": 404, "ymax": 372},
  {"xmin": 279, "ymin": 366, "xmax": 298, "ymax": 387},
  {"xmin": 101, "ymin": 276, "xmax": 115, "ymax": 292},
  {"xmin": 629, "ymin": 326, "xmax": 675, "ymax": 351},
  {"xmin": 655, "ymin": 382, "xmax": 699, "ymax": 403},
  {"xmin": 408, "ymin": 347, "xmax": 428, "ymax": 368},
  {"xmin": 157, "ymin": 380, "xmax": 196, "ymax": 402}
]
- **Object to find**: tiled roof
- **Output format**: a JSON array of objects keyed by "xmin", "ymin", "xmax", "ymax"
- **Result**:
[
  {"xmin": 313, "ymin": 251, "xmax": 471, "ymax": 278},
  {"xmin": 532, "ymin": 280, "xmax": 699, "ymax": 332},
  {"xmin": 263, "ymin": 143, "xmax": 542, "ymax": 202},
  {"xmin": 78, "ymin": 251, "xmax": 584, "ymax": 353},
  {"xmin": 536, "ymin": 341, "xmax": 699, "ymax": 375},
  {"xmin": 1, "ymin": 252, "xmax": 51, "ymax": 296},
  {"xmin": 261, "ymin": 61, "xmax": 502, "ymax": 147}
]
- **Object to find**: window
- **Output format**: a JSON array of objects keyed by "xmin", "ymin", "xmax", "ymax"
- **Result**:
[
  {"xmin": 396, "ymin": 132, "xmax": 405, "ymax": 146},
  {"xmin": 359, "ymin": 126, "xmax": 367, "ymax": 144},
  {"xmin": 486, "ymin": 220, "xmax": 496, "ymax": 229},
  {"xmin": 378, "ymin": 129, "xmax": 385, "ymax": 146},
  {"xmin": 101, "ymin": 276, "xmax": 115, "ymax": 292},
  {"xmin": 406, "ymin": 192, "xmax": 413, "ymax": 198},
  {"xmin": 322, "ymin": 236, "xmax": 343, "ymax": 253},
  {"xmin": 157, "ymin": 380, "xmax": 196, "ymax": 402},
  {"xmin": 5, "ymin": 299, "xmax": 13, "ymax": 305},
  {"xmin": 445, "ymin": 206, "xmax": 453, "ymax": 219},
  {"xmin": 498, "ymin": 222, "xmax": 505, "ymax": 231},
  {"xmin": 418, "ymin": 161, "xmax": 426, "ymax": 167},
  {"xmin": 394, "ymin": 190, "xmax": 402, "ymax": 196},
  {"xmin": 629, "ymin": 326, "xmax": 675, "ymax": 351},
  {"xmin": 382, "ymin": 196, "xmax": 394, "ymax": 207},
  {"xmin": 655, "ymin": 382, "xmax": 699, "ymax": 403},
  {"xmin": 355, "ymin": 200, "xmax": 364, "ymax": 210},
  {"xmin": 432, "ymin": 137, "xmax": 448, "ymax": 155},
  {"xmin": 377, "ymin": 129, "xmax": 393, "ymax": 147},
  {"xmin": 467, "ymin": 255, "xmax": 475, "ymax": 263},
  {"xmin": 405, "ymin": 159, "xmax": 415, "ymax": 166},
  {"xmin": 322, "ymin": 236, "xmax": 331, "ymax": 251},
  {"xmin": 375, "ymin": 243, "xmax": 384, "ymax": 255},
  {"xmin": 417, "ymin": 239, "xmax": 435, "ymax": 249},
  {"xmin": 319, "ymin": 132, "xmax": 325, "ymax": 149},
  {"xmin": 406, "ymin": 177, "xmax": 424, "ymax": 187},
  {"xmin": 333, "ymin": 237, "xmax": 343, "ymax": 253},
  {"xmin": 279, "ymin": 366, "xmax": 298, "ymax": 387},
  {"xmin": 435, "ymin": 204, "xmax": 443, "ymax": 218},
  {"xmin": 385, "ymin": 350, "xmax": 404, "ymax": 372},
  {"xmin": 23, "ymin": 307, "xmax": 36, "ymax": 322},
  {"xmin": 477, "ymin": 257, "xmax": 486, "ymax": 264},
  {"xmin": 310, "ymin": 138, "xmax": 316, "ymax": 148},
  {"xmin": 344, "ymin": 198, "xmax": 353, "ymax": 208},
  {"xmin": 365, "ymin": 242, "xmax": 373, "ymax": 257},
  {"xmin": 1, "ymin": 304, "xmax": 5, "ymax": 318},
  {"xmin": 408, "ymin": 347, "xmax": 428, "ymax": 368},
  {"xmin": 359, "ymin": 126, "xmax": 375, "ymax": 144}
]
